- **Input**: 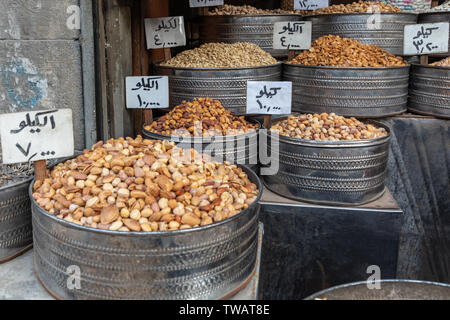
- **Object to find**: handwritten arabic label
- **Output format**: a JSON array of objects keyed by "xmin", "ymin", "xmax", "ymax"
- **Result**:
[
  {"xmin": 126, "ymin": 76, "xmax": 169, "ymax": 109},
  {"xmin": 273, "ymin": 21, "xmax": 312, "ymax": 50},
  {"xmin": 293, "ymin": 0, "xmax": 329, "ymax": 10},
  {"xmin": 0, "ymin": 109, "xmax": 74, "ymax": 164},
  {"xmin": 189, "ymin": 0, "xmax": 223, "ymax": 8},
  {"xmin": 246, "ymin": 81, "xmax": 292, "ymax": 115},
  {"xmin": 403, "ymin": 22, "xmax": 449, "ymax": 55},
  {"xmin": 145, "ymin": 16, "xmax": 186, "ymax": 50}
]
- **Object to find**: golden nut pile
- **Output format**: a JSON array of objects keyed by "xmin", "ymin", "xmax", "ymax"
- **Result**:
[
  {"xmin": 305, "ymin": 0, "xmax": 401, "ymax": 15},
  {"xmin": 271, "ymin": 113, "xmax": 388, "ymax": 141},
  {"xmin": 161, "ymin": 42, "xmax": 277, "ymax": 68},
  {"xmin": 430, "ymin": 56, "xmax": 450, "ymax": 67},
  {"xmin": 32, "ymin": 137, "xmax": 258, "ymax": 232},
  {"xmin": 144, "ymin": 98, "xmax": 258, "ymax": 137},
  {"xmin": 207, "ymin": 4, "xmax": 296, "ymax": 15},
  {"xmin": 289, "ymin": 35, "xmax": 407, "ymax": 67}
]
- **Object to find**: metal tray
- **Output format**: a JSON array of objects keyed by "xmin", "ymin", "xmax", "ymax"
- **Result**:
[
  {"xmin": 31, "ymin": 163, "xmax": 263, "ymax": 300},
  {"xmin": 408, "ymin": 63, "xmax": 450, "ymax": 119},
  {"xmin": 303, "ymin": 12, "xmax": 418, "ymax": 55},
  {"xmin": 418, "ymin": 12, "xmax": 450, "ymax": 56},
  {"xmin": 154, "ymin": 63, "xmax": 282, "ymax": 115},
  {"xmin": 283, "ymin": 63, "xmax": 410, "ymax": 118},
  {"xmin": 262, "ymin": 117, "xmax": 391, "ymax": 206},
  {"xmin": 196, "ymin": 14, "xmax": 302, "ymax": 57}
]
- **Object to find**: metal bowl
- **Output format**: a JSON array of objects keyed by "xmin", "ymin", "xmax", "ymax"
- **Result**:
[
  {"xmin": 262, "ymin": 117, "xmax": 391, "ymax": 206},
  {"xmin": 196, "ymin": 14, "xmax": 302, "ymax": 57},
  {"xmin": 418, "ymin": 12, "xmax": 450, "ymax": 56},
  {"xmin": 283, "ymin": 64, "xmax": 410, "ymax": 118},
  {"xmin": 303, "ymin": 13, "xmax": 418, "ymax": 55},
  {"xmin": 31, "ymin": 164, "xmax": 262, "ymax": 300},
  {"xmin": 305, "ymin": 280, "xmax": 450, "ymax": 300},
  {"xmin": 408, "ymin": 63, "xmax": 450, "ymax": 119},
  {"xmin": 154, "ymin": 63, "xmax": 282, "ymax": 115}
]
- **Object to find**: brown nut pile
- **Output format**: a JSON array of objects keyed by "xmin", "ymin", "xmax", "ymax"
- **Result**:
[
  {"xmin": 430, "ymin": 56, "xmax": 450, "ymax": 67},
  {"xmin": 161, "ymin": 42, "xmax": 277, "ymax": 68},
  {"xmin": 144, "ymin": 98, "xmax": 258, "ymax": 137},
  {"xmin": 303, "ymin": 1, "xmax": 401, "ymax": 15},
  {"xmin": 288, "ymin": 35, "xmax": 407, "ymax": 67},
  {"xmin": 32, "ymin": 137, "xmax": 258, "ymax": 232},
  {"xmin": 207, "ymin": 4, "xmax": 297, "ymax": 15},
  {"xmin": 271, "ymin": 113, "xmax": 388, "ymax": 141}
]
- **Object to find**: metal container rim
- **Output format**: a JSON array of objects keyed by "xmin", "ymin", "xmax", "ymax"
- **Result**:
[
  {"xmin": 196, "ymin": 13, "xmax": 302, "ymax": 20},
  {"xmin": 304, "ymin": 279, "xmax": 450, "ymax": 300},
  {"xmin": 29, "ymin": 163, "xmax": 263, "ymax": 238},
  {"xmin": 304, "ymin": 12, "xmax": 418, "ymax": 19},
  {"xmin": 0, "ymin": 176, "xmax": 33, "ymax": 193},
  {"xmin": 411, "ymin": 63, "xmax": 450, "ymax": 71},
  {"xmin": 154, "ymin": 62, "xmax": 282, "ymax": 72},
  {"xmin": 282, "ymin": 62, "xmax": 411, "ymax": 71},
  {"xmin": 418, "ymin": 11, "xmax": 450, "ymax": 17}
]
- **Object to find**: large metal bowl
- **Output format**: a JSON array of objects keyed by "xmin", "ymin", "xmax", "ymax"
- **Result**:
[
  {"xmin": 408, "ymin": 63, "xmax": 450, "ymax": 119},
  {"xmin": 31, "ymin": 163, "xmax": 262, "ymax": 300},
  {"xmin": 303, "ymin": 13, "xmax": 418, "ymax": 55},
  {"xmin": 154, "ymin": 63, "xmax": 282, "ymax": 115},
  {"xmin": 305, "ymin": 280, "xmax": 450, "ymax": 300},
  {"xmin": 262, "ymin": 117, "xmax": 391, "ymax": 206},
  {"xmin": 283, "ymin": 64, "xmax": 410, "ymax": 118},
  {"xmin": 418, "ymin": 12, "xmax": 450, "ymax": 56},
  {"xmin": 196, "ymin": 14, "xmax": 302, "ymax": 57}
]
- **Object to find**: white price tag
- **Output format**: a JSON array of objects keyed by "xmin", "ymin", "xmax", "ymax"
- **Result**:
[
  {"xmin": 145, "ymin": 16, "xmax": 186, "ymax": 49},
  {"xmin": 189, "ymin": 0, "xmax": 223, "ymax": 8},
  {"xmin": 246, "ymin": 81, "xmax": 292, "ymax": 115},
  {"xmin": 126, "ymin": 76, "xmax": 169, "ymax": 109},
  {"xmin": 0, "ymin": 109, "xmax": 74, "ymax": 164},
  {"xmin": 273, "ymin": 21, "xmax": 312, "ymax": 50},
  {"xmin": 403, "ymin": 23, "xmax": 449, "ymax": 55},
  {"xmin": 294, "ymin": 0, "xmax": 329, "ymax": 10}
]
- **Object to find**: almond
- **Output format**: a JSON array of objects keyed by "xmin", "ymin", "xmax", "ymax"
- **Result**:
[{"xmin": 100, "ymin": 206, "xmax": 119, "ymax": 225}]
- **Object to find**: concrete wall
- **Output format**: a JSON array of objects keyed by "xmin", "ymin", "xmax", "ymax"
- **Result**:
[{"xmin": 0, "ymin": 0, "xmax": 85, "ymax": 150}]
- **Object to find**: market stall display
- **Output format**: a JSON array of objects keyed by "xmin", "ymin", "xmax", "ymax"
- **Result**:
[
  {"xmin": 284, "ymin": 35, "xmax": 410, "ymax": 117},
  {"xmin": 262, "ymin": 113, "xmax": 391, "ymax": 205},
  {"xmin": 31, "ymin": 136, "xmax": 262, "ymax": 299}
]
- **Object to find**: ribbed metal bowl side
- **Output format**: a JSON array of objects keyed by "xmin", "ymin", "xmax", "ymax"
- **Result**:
[
  {"xmin": 283, "ymin": 64, "xmax": 410, "ymax": 117},
  {"xmin": 418, "ymin": 12, "xmax": 450, "ymax": 56},
  {"xmin": 31, "ymin": 165, "xmax": 262, "ymax": 300},
  {"xmin": 197, "ymin": 15, "xmax": 302, "ymax": 57},
  {"xmin": 262, "ymin": 118, "xmax": 391, "ymax": 205},
  {"xmin": 409, "ymin": 64, "xmax": 450, "ymax": 119},
  {"xmin": 303, "ymin": 13, "xmax": 418, "ymax": 55},
  {"xmin": 154, "ymin": 63, "xmax": 282, "ymax": 115},
  {"xmin": 0, "ymin": 179, "xmax": 33, "ymax": 262}
]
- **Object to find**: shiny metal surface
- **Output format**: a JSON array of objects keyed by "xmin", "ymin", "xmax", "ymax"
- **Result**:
[
  {"xmin": 305, "ymin": 280, "xmax": 450, "ymax": 300},
  {"xmin": 283, "ymin": 64, "xmax": 410, "ymax": 117},
  {"xmin": 408, "ymin": 64, "xmax": 450, "ymax": 119},
  {"xmin": 262, "ymin": 117, "xmax": 391, "ymax": 205},
  {"xmin": 197, "ymin": 15, "xmax": 302, "ymax": 57},
  {"xmin": 304, "ymin": 13, "xmax": 418, "ymax": 55},
  {"xmin": 154, "ymin": 63, "xmax": 282, "ymax": 115},
  {"xmin": 418, "ymin": 12, "xmax": 450, "ymax": 56},
  {"xmin": 31, "ymin": 165, "xmax": 262, "ymax": 300}
]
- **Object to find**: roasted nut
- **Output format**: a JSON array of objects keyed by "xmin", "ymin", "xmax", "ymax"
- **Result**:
[{"xmin": 101, "ymin": 206, "xmax": 119, "ymax": 225}]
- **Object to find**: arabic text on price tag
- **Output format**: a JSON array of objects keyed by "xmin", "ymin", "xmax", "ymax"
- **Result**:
[
  {"xmin": 273, "ymin": 21, "xmax": 312, "ymax": 50},
  {"xmin": 403, "ymin": 22, "xmax": 449, "ymax": 55},
  {"xmin": 189, "ymin": 0, "xmax": 223, "ymax": 7},
  {"xmin": 0, "ymin": 109, "xmax": 74, "ymax": 164},
  {"xmin": 293, "ymin": 0, "xmax": 329, "ymax": 10},
  {"xmin": 145, "ymin": 16, "xmax": 186, "ymax": 49},
  {"xmin": 126, "ymin": 76, "xmax": 169, "ymax": 109},
  {"xmin": 246, "ymin": 81, "xmax": 292, "ymax": 115}
]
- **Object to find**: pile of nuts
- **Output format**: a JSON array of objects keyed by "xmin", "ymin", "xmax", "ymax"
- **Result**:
[
  {"xmin": 144, "ymin": 98, "xmax": 258, "ymax": 137},
  {"xmin": 32, "ymin": 137, "xmax": 258, "ymax": 232},
  {"xmin": 207, "ymin": 4, "xmax": 297, "ymax": 15},
  {"xmin": 303, "ymin": 1, "xmax": 401, "ymax": 15},
  {"xmin": 288, "ymin": 35, "xmax": 407, "ymax": 67},
  {"xmin": 271, "ymin": 113, "xmax": 388, "ymax": 141},
  {"xmin": 161, "ymin": 42, "xmax": 277, "ymax": 68},
  {"xmin": 430, "ymin": 56, "xmax": 450, "ymax": 67}
]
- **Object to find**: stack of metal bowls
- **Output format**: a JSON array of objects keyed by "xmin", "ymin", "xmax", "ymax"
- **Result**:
[
  {"xmin": 262, "ymin": 116, "xmax": 391, "ymax": 206},
  {"xmin": 31, "ymin": 164, "xmax": 262, "ymax": 300},
  {"xmin": 196, "ymin": 15, "xmax": 302, "ymax": 57},
  {"xmin": 408, "ymin": 63, "xmax": 450, "ymax": 119},
  {"xmin": 418, "ymin": 11, "xmax": 450, "ymax": 56},
  {"xmin": 283, "ymin": 64, "xmax": 410, "ymax": 117},
  {"xmin": 303, "ymin": 13, "xmax": 418, "ymax": 55},
  {"xmin": 154, "ymin": 63, "xmax": 282, "ymax": 115}
]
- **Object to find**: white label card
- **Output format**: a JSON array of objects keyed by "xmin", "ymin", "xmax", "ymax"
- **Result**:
[
  {"xmin": 126, "ymin": 76, "xmax": 169, "ymax": 109},
  {"xmin": 293, "ymin": 0, "xmax": 329, "ymax": 10},
  {"xmin": 0, "ymin": 109, "xmax": 74, "ymax": 164},
  {"xmin": 189, "ymin": 0, "xmax": 223, "ymax": 7},
  {"xmin": 273, "ymin": 21, "xmax": 312, "ymax": 50},
  {"xmin": 145, "ymin": 16, "xmax": 186, "ymax": 49},
  {"xmin": 403, "ymin": 22, "xmax": 449, "ymax": 55},
  {"xmin": 246, "ymin": 81, "xmax": 292, "ymax": 115}
]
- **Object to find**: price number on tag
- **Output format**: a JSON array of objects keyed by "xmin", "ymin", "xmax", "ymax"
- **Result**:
[
  {"xmin": 294, "ymin": 0, "xmax": 329, "ymax": 10},
  {"xmin": 189, "ymin": 0, "xmax": 223, "ymax": 7}
]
